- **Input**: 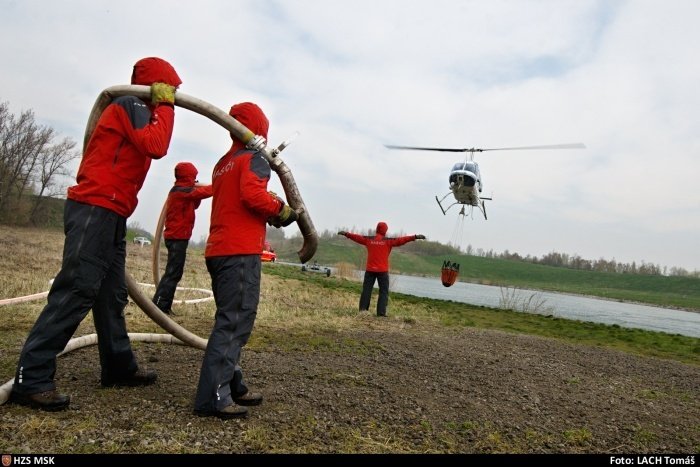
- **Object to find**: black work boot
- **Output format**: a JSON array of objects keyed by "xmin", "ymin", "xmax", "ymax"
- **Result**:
[
  {"xmin": 101, "ymin": 368, "xmax": 157, "ymax": 388},
  {"xmin": 9, "ymin": 389, "xmax": 70, "ymax": 411}
]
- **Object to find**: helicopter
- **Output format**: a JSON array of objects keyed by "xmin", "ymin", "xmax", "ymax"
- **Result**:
[{"xmin": 384, "ymin": 143, "xmax": 586, "ymax": 219}]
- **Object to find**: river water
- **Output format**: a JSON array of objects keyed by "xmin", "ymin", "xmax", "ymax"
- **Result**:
[{"xmin": 384, "ymin": 274, "xmax": 700, "ymax": 338}]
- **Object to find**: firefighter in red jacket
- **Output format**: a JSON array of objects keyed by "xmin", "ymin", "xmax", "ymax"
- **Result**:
[
  {"xmin": 152, "ymin": 162, "xmax": 212, "ymax": 314},
  {"xmin": 9, "ymin": 57, "xmax": 181, "ymax": 411},
  {"xmin": 194, "ymin": 102, "xmax": 297, "ymax": 419},
  {"xmin": 339, "ymin": 222, "xmax": 426, "ymax": 317}
]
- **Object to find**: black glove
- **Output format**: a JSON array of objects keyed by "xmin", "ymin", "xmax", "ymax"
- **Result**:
[
  {"xmin": 338, "ymin": 231, "xmax": 348, "ymax": 236},
  {"xmin": 415, "ymin": 234, "xmax": 426, "ymax": 240}
]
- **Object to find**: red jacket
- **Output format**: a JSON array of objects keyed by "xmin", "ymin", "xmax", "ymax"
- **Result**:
[
  {"xmin": 345, "ymin": 231, "xmax": 418, "ymax": 273},
  {"xmin": 163, "ymin": 162, "xmax": 212, "ymax": 240},
  {"xmin": 67, "ymin": 57, "xmax": 182, "ymax": 217},
  {"xmin": 206, "ymin": 102, "xmax": 283, "ymax": 257},
  {"xmin": 205, "ymin": 148, "xmax": 282, "ymax": 257},
  {"xmin": 164, "ymin": 184, "xmax": 212, "ymax": 240}
]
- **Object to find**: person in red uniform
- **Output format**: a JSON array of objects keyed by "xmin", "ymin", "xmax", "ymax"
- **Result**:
[
  {"xmin": 9, "ymin": 57, "xmax": 182, "ymax": 411},
  {"xmin": 194, "ymin": 102, "xmax": 297, "ymax": 419},
  {"xmin": 152, "ymin": 162, "xmax": 212, "ymax": 314},
  {"xmin": 339, "ymin": 222, "xmax": 425, "ymax": 317}
]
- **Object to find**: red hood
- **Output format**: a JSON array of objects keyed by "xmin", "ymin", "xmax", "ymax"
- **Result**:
[
  {"xmin": 131, "ymin": 57, "xmax": 182, "ymax": 87},
  {"xmin": 229, "ymin": 102, "xmax": 269, "ymax": 147},
  {"xmin": 174, "ymin": 162, "xmax": 198, "ymax": 186},
  {"xmin": 376, "ymin": 222, "xmax": 388, "ymax": 236}
]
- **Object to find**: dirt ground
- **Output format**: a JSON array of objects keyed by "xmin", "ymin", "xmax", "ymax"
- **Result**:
[{"xmin": 2, "ymin": 319, "xmax": 698, "ymax": 454}]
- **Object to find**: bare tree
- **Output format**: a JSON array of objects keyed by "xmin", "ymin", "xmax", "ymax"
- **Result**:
[
  {"xmin": 29, "ymin": 137, "xmax": 79, "ymax": 224},
  {"xmin": 1, "ymin": 104, "xmax": 47, "ymax": 209},
  {"xmin": 0, "ymin": 101, "xmax": 79, "ymax": 224}
]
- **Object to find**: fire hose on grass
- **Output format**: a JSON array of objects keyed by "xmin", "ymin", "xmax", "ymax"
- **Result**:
[{"xmin": 0, "ymin": 85, "xmax": 318, "ymax": 405}]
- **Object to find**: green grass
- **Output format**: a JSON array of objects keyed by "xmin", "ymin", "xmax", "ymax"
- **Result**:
[
  {"xmin": 263, "ymin": 263, "xmax": 700, "ymax": 365},
  {"xmin": 272, "ymin": 237, "xmax": 700, "ymax": 310}
]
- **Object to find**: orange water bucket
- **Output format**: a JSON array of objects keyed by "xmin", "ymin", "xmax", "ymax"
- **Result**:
[{"xmin": 441, "ymin": 260, "xmax": 460, "ymax": 287}]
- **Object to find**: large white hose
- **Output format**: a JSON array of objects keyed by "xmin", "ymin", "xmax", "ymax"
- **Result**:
[
  {"xmin": 1, "ymin": 283, "xmax": 212, "ymax": 307},
  {"xmin": 84, "ymin": 86, "xmax": 307, "ymax": 351},
  {"xmin": 0, "ymin": 291, "xmax": 49, "ymax": 307},
  {"xmin": 0, "ymin": 332, "xmax": 195, "ymax": 404},
  {"xmin": 152, "ymin": 197, "xmax": 169, "ymax": 286},
  {"xmin": 2, "ymin": 86, "xmax": 319, "ymax": 405},
  {"xmin": 86, "ymin": 86, "xmax": 318, "ymax": 263},
  {"xmin": 136, "ymin": 283, "xmax": 213, "ymax": 305}
]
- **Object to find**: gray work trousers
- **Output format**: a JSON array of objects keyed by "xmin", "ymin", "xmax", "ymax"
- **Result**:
[
  {"xmin": 13, "ymin": 199, "xmax": 137, "ymax": 395},
  {"xmin": 194, "ymin": 255, "xmax": 259, "ymax": 412}
]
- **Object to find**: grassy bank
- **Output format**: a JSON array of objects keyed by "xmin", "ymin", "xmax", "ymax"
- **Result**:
[
  {"xmin": 264, "ymin": 263, "xmax": 700, "ymax": 366},
  {"xmin": 1, "ymin": 224, "xmax": 697, "ymax": 369},
  {"xmin": 275, "ymin": 238, "xmax": 700, "ymax": 311}
]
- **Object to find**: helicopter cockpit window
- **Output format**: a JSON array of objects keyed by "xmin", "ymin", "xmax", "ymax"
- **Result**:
[
  {"xmin": 452, "ymin": 162, "xmax": 479, "ymax": 174},
  {"xmin": 464, "ymin": 162, "xmax": 479, "ymax": 175}
]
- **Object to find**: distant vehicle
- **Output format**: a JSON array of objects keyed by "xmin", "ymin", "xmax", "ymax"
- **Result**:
[
  {"xmin": 301, "ymin": 261, "xmax": 331, "ymax": 277},
  {"xmin": 133, "ymin": 236, "xmax": 152, "ymax": 246},
  {"xmin": 262, "ymin": 241, "xmax": 277, "ymax": 262}
]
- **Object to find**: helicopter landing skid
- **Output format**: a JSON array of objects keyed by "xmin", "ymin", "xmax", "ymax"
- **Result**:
[
  {"xmin": 435, "ymin": 193, "xmax": 459, "ymax": 216},
  {"xmin": 479, "ymin": 200, "xmax": 487, "ymax": 220},
  {"xmin": 436, "ymin": 193, "xmax": 488, "ymax": 220}
]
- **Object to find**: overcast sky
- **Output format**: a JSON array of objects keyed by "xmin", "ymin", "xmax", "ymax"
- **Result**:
[{"xmin": 2, "ymin": 0, "xmax": 699, "ymax": 271}]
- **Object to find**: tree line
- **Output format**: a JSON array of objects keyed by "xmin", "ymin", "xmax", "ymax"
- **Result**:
[
  {"xmin": 470, "ymin": 247, "xmax": 698, "ymax": 278},
  {"xmin": 0, "ymin": 101, "xmax": 80, "ymax": 226},
  {"xmin": 268, "ymin": 227, "xmax": 700, "ymax": 279}
]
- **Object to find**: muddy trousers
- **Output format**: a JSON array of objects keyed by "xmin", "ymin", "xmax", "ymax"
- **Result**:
[
  {"xmin": 13, "ymin": 200, "xmax": 137, "ymax": 395},
  {"xmin": 194, "ymin": 255, "xmax": 259, "ymax": 412},
  {"xmin": 359, "ymin": 271, "xmax": 390, "ymax": 316},
  {"xmin": 152, "ymin": 239, "xmax": 189, "ymax": 312}
]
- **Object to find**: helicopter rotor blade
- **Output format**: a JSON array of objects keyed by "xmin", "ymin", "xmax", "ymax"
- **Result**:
[
  {"xmin": 479, "ymin": 143, "xmax": 586, "ymax": 152},
  {"xmin": 385, "ymin": 143, "xmax": 586, "ymax": 153},
  {"xmin": 384, "ymin": 144, "xmax": 474, "ymax": 153}
]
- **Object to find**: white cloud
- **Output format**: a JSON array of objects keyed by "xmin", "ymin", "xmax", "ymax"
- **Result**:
[{"xmin": 1, "ymin": 0, "xmax": 699, "ymax": 270}]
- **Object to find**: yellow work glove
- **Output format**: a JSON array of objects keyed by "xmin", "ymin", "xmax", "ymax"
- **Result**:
[
  {"xmin": 151, "ymin": 82, "xmax": 176, "ymax": 106},
  {"xmin": 277, "ymin": 204, "xmax": 298, "ymax": 227},
  {"xmin": 269, "ymin": 204, "xmax": 298, "ymax": 228}
]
